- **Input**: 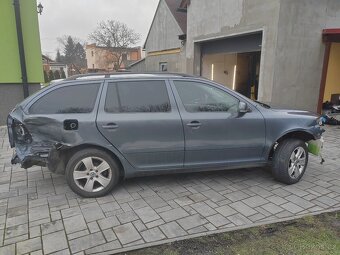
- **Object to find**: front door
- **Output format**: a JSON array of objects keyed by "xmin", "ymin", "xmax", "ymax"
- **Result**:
[
  {"xmin": 171, "ymin": 79, "xmax": 265, "ymax": 168},
  {"xmin": 97, "ymin": 79, "xmax": 184, "ymax": 170}
]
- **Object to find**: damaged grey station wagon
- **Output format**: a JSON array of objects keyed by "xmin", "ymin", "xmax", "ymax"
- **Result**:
[{"xmin": 7, "ymin": 73, "xmax": 324, "ymax": 197}]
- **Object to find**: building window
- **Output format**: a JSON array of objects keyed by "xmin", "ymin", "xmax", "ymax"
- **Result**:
[
  {"xmin": 159, "ymin": 62, "xmax": 168, "ymax": 72},
  {"xmin": 92, "ymin": 64, "xmax": 95, "ymax": 69},
  {"xmin": 91, "ymin": 51, "xmax": 94, "ymax": 57},
  {"xmin": 122, "ymin": 53, "xmax": 127, "ymax": 61}
]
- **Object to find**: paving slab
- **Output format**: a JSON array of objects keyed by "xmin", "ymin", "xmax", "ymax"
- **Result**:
[{"xmin": 0, "ymin": 125, "xmax": 339, "ymax": 254}]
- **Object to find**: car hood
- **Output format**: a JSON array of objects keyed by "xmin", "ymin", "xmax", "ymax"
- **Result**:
[{"xmin": 270, "ymin": 108, "xmax": 319, "ymax": 118}]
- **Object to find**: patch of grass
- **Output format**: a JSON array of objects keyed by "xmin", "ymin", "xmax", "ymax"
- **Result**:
[{"xmin": 120, "ymin": 211, "xmax": 340, "ymax": 255}]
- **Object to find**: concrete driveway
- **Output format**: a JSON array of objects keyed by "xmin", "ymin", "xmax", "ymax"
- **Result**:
[{"xmin": 0, "ymin": 126, "xmax": 339, "ymax": 255}]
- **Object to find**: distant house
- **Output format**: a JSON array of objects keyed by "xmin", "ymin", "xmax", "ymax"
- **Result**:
[
  {"xmin": 42, "ymin": 55, "xmax": 68, "ymax": 78},
  {"xmin": 129, "ymin": 0, "xmax": 187, "ymax": 73},
  {"xmin": 86, "ymin": 43, "xmax": 142, "ymax": 72}
]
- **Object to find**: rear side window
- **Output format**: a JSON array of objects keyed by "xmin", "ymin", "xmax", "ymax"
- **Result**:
[
  {"xmin": 29, "ymin": 83, "xmax": 100, "ymax": 114},
  {"xmin": 105, "ymin": 80, "xmax": 171, "ymax": 113}
]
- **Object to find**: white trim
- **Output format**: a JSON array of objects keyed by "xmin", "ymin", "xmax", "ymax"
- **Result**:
[
  {"xmin": 258, "ymin": 27, "xmax": 267, "ymax": 102},
  {"xmin": 232, "ymin": 65, "xmax": 237, "ymax": 90},
  {"xmin": 193, "ymin": 28, "xmax": 264, "ymax": 44}
]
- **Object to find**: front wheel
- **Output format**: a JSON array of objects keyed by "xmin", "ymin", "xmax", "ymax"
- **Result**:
[
  {"xmin": 65, "ymin": 148, "xmax": 120, "ymax": 197},
  {"xmin": 272, "ymin": 139, "xmax": 309, "ymax": 184}
]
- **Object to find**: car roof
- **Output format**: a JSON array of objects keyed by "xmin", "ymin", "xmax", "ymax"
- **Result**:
[{"xmin": 63, "ymin": 72, "xmax": 197, "ymax": 82}]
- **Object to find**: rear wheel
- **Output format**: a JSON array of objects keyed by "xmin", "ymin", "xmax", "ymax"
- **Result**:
[
  {"xmin": 65, "ymin": 148, "xmax": 120, "ymax": 197},
  {"xmin": 272, "ymin": 139, "xmax": 308, "ymax": 184}
]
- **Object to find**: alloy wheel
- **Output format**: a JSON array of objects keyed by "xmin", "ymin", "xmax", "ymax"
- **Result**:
[
  {"xmin": 288, "ymin": 146, "xmax": 306, "ymax": 179},
  {"xmin": 73, "ymin": 156, "xmax": 112, "ymax": 192}
]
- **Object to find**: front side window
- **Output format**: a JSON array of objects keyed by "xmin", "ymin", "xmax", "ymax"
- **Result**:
[
  {"xmin": 29, "ymin": 83, "xmax": 100, "ymax": 114},
  {"xmin": 105, "ymin": 80, "xmax": 171, "ymax": 113},
  {"xmin": 174, "ymin": 80, "xmax": 239, "ymax": 113}
]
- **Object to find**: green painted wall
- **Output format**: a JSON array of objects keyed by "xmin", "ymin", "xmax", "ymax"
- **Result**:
[{"xmin": 0, "ymin": 0, "xmax": 43, "ymax": 83}]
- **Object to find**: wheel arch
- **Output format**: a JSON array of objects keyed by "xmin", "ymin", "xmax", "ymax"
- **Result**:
[
  {"xmin": 52, "ymin": 143, "xmax": 125, "ymax": 178},
  {"xmin": 267, "ymin": 129, "xmax": 315, "ymax": 160}
]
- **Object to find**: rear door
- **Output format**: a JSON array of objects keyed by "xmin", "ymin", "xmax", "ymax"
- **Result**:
[{"xmin": 96, "ymin": 79, "xmax": 184, "ymax": 170}]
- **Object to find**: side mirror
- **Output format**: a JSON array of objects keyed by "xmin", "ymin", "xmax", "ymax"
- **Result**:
[{"xmin": 239, "ymin": 101, "xmax": 250, "ymax": 113}]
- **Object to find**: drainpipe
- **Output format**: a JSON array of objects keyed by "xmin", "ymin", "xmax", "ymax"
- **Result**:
[{"xmin": 13, "ymin": 0, "xmax": 29, "ymax": 98}]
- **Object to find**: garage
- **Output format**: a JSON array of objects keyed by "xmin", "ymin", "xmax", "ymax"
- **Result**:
[
  {"xmin": 200, "ymin": 32, "xmax": 262, "ymax": 100},
  {"xmin": 319, "ymin": 29, "xmax": 340, "ymax": 114}
]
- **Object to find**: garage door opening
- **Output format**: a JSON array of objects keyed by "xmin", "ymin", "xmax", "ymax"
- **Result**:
[
  {"xmin": 202, "ymin": 51, "xmax": 260, "ymax": 99},
  {"xmin": 200, "ymin": 32, "xmax": 262, "ymax": 100},
  {"xmin": 318, "ymin": 29, "xmax": 340, "ymax": 113}
]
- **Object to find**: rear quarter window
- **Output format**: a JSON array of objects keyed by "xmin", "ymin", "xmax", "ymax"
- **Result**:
[{"xmin": 29, "ymin": 83, "xmax": 100, "ymax": 114}]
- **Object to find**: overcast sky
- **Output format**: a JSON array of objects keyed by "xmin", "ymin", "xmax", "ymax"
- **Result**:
[{"xmin": 38, "ymin": 0, "xmax": 159, "ymax": 58}]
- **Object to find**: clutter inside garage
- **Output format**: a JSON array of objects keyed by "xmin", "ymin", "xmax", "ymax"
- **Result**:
[{"xmin": 321, "ymin": 42, "xmax": 340, "ymax": 125}]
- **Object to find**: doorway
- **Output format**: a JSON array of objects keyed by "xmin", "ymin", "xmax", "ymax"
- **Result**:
[{"xmin": 200, "ymin": 32, "xmax": 262, "ymax": 100}]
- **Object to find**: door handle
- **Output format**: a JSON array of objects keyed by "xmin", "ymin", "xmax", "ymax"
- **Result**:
[
  {"xmin": 187, "ymin": 121, "xmax": 202, "ymax": 128},
  {"xmin": 102, "ymin": 123, "xmax": 118, "ymax": 130}
]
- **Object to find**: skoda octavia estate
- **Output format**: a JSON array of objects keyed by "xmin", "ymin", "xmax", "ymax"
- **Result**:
[{"xmin": 7, "ymin": 73, "xmax": 324, "ymax": 197}]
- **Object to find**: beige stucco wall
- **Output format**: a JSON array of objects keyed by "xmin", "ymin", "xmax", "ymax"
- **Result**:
[
  {"xmin": 324, "ymin": 43, "xmax": 340, "ymax": 102},
  {"xmin": 271, "ymin": 0, "xmax": 340, "ymax": 111},
  {"xmin": 144, "ymin": 0, "xmax": 183, "ymax": 53},
  {"xmin": 186, "ymin": 0, "xmax": 281, "ymax": 104},
  {"xmin": 186, "ymin": 0, "xmax": 340, "ymax": 111}
]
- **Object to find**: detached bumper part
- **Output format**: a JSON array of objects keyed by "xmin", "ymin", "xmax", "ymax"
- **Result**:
[
  {"xmin": 11, "ymin": 153, "xmax": 20, "ymax": 165},
  {"xmin": 11, "ymin": 151, "xmax": 48, "ymax": 169},
  {"xmin": 307, "ymin": 137, "xmax": 325, "ymax": 164}
]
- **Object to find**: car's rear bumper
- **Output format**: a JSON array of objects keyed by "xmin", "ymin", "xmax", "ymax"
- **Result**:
[
  {"xmin": 7, "ymin": 113, "xmax": 53, "ymax": 169},
  {"xmin": 11, "ymin": 152, "xmax": 48, "ymax": 168}
]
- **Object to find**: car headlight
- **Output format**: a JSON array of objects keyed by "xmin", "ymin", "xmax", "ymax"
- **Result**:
[{"xmin": 316, "ymin": 117, "xmax": 323, "ymax": 126}]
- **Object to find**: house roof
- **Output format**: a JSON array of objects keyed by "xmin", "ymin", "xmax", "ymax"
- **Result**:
[
  {"xmin": 164, "ymin": 0, "xmax": 187, "ymax": 33},
  {"xmin": 128, "ymin": 58, "xmax": 146, "ymax": 67},
  {"xmin": 42, "ymin": 54, "xmax": 53, "ymax": 62},
  {"xmin": 86, "ymin": 44, "xmax": 141, "ymax": 52},
  {"xmin": 143, "ymin": 0, "xmax": 187, "ymax": 49},
  {"xmin": 49, "ymin": 63, "xmax": 67, "ymax": 67},
  {"xmin": 179, "ymin": 0, "xmax": 189, "ymax": 9}
]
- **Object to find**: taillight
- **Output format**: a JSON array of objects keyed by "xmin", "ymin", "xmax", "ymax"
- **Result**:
[
  {"xmin": 12, "ymin": 120, "xmax": 32, "ymax": 144},
  {"xmin": 7, "ymin": 115, "xmax": 15, "ymax": 147}
]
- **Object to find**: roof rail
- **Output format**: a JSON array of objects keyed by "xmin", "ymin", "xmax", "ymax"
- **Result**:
[{"xmin": 64, "ymin": 72, "xmax": 196, "ymax": 81}]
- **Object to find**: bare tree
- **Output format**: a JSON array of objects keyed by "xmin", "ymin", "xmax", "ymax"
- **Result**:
[{"xmin": 89, "ymin": 20, "xmax": 141, "ymax": 71}]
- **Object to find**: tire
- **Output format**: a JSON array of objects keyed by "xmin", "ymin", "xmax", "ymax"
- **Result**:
[
  {"xmin": 272, "ymin": 138, "xmax": 309, "ymax": 184},
  {"xmin": 65, "ymin": 148, "xmax": 120, "ymax": 197}
]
